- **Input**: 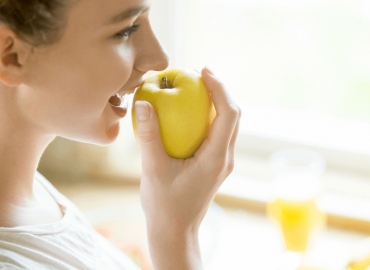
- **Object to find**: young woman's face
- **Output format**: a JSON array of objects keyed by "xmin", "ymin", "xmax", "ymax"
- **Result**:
[{"xmin": 18, "ymin": 0, "xmax": 169, "ymax": 144}]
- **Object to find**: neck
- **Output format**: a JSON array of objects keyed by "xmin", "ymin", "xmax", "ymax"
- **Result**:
[{"xmin": 0, "ymin": 86, "xmax": 55, "ymax": 206}]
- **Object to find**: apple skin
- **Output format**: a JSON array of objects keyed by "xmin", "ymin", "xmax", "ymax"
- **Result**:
[{"xmin": 132, "ymin": 68, "xmax": 215, "ymax": 159}]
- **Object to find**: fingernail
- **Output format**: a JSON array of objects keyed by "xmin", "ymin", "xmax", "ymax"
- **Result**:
[
  {"xmin": 135, "ymin": 101, "xmax": 150, "ymax": 122},
  {"xmin": 204, "ymin": 66, "xmax": 214, "ymax": 75}
]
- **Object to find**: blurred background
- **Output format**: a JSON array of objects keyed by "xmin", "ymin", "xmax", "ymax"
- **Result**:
[{"xmin": 38, "ymin": 0, "xmax": 370, "ymax": 269}]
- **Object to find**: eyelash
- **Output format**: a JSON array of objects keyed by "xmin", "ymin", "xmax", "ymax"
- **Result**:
[{"xmin": 114, "ymin": 24, "xmax": 140, "ymax": 39}]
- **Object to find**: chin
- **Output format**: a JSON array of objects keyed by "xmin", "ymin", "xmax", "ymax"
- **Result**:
[
  {"xmin": 98, "ymin": 122, "xmax": 121, "ymax": 146},
  {"xmin": 68, "ymin": 122, "xmax": 121, "ymax": 146}
]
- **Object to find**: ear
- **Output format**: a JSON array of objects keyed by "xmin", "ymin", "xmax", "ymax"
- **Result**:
[{"xmin": 0, "ymin": 27, "xmax": 31, "ymax": 87}]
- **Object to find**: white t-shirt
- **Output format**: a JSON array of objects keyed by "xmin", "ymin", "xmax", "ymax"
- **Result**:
[{"xmin": 0, "ymin": 172, "xmax": 140, "ymax": 270}]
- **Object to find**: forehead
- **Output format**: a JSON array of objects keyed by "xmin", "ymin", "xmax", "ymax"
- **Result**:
[{"xmin": 68, "ymin": 0, "xmax": 150, "ymax": 28}]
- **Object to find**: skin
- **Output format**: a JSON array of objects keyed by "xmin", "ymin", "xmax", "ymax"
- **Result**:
[{"xmin": 0, "ymin": 0, "xmax": 241, "ymax": 269}]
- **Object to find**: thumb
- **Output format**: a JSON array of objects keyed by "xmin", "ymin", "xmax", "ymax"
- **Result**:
[{"xmin": 134, "ymin": 101, "xmax": 168, "ymax": 165}]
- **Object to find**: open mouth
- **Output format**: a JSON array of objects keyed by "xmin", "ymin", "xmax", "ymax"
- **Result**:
[{"xmin": 108, "ymin": 93, "xmax": 125, "ymax": 107}]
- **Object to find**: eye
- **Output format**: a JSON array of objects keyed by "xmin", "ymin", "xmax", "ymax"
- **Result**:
[{"xmin": 114, "ymin": 24, "xmax": 140, "ymax": 39}]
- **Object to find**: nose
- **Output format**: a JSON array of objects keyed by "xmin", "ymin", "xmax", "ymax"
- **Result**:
[{"xmin": 133, "ymin": 24, "xmax": 170, "ymax": 73}]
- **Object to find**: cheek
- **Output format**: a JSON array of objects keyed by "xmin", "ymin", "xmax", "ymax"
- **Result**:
[
  {"xmin": 27, "ymin": 44, "xmax": 133, "ymax": 108},
  {"xmin": 87, "ymin": 45, "xmax": 134, "ymax": 93},
  {"xmin": 19, "ymin": 43, "xmax": 134, "ymax": 141}
]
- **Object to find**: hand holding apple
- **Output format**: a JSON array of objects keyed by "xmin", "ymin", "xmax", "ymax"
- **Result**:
[
  {"xmin": 132, "ymin": 68, "xmax": 216, "ymax": 159},
  {"xmin": 133, "ymin": 67, "xmax": 241, "ymax": 270}
]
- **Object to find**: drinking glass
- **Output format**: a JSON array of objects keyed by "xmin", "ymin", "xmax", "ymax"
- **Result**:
[
  {"xmin": 267, "ymin": 149, "xmax": 326, "ymax": 269},
  {"xmin": 346, "ymin": 237, "xmax": 370, "ymax": 270}
]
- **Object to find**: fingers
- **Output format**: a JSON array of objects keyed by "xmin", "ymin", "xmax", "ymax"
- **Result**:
[
  {"xmin": 199, "ymin": 67, "xmax": 241, "ymax": 159},
  {"xmin": 134, "ymin": 101, "xmax": 168, "ymax": 171},
  {"xmin": 226, "ymin": 108, "xmax": 242, "ymax": 173},
  {"xmin": 228, "ymin": 105, "xmax": 242, "ymax": 154}
]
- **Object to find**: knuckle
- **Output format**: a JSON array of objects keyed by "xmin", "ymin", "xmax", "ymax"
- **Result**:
[
  {"xmin": 219, "ymin": 81, "xmax": 227, "ymax": 90},
  {"xmin": 228, "ymin": 103, "xmax": 240, "ymax": 119},
  {"xmin": 237, "ymin": 106, "xmax": 242, "ymax": 118},
  {"xmin": 137, "ymin": 130, "xmax": 157, "ymax": 144},
  {"xmin": 226, "ymin": 160, "xmax": 234, "ymax": 175},
  {"xmin": 217, "ymin": 156, "xmax": 230, "ymax": 173},
  {"xmin": 205, "ymin": 153, "xmax": 234, "ymax": 180}
]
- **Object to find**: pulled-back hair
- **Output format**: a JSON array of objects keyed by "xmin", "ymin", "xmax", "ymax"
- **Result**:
[{"xmin": 0, "ymin": 0, "xmax": 74, "ymax": 46}]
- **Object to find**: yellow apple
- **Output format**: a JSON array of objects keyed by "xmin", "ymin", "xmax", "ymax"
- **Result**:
[{"xmin": 132, "ymin": 68, "xmax": 215, "ymax": 159}]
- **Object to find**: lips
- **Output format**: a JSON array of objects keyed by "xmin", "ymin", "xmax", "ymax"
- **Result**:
[
  {"xmin": 109, "ymin": 80, "xmax": 142, "ymax": 107},
  {"xmin": 109, "ymin": 93, "xmax": 123, "ymax": 107},
  {"xmin": 109, "ymin": 93, "xmax": 129, "ymax": 118}
]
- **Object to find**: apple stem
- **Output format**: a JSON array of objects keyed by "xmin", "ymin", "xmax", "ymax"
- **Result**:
[{"xmin": 162, "ymin": 76, "xmax": 170, "ymax": 88}]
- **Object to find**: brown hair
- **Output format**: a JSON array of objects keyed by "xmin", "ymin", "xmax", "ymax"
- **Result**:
[{"xmin": 0, "ymin": 0, "xmax": 75, "ymax": 46}]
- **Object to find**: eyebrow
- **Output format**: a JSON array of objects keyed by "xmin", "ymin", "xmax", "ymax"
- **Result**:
[{"xmin": 107, "ymin": 5, "xmax": 150, "ymax": 25}]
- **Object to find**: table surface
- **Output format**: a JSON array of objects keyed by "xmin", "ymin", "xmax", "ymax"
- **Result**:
[{"xmin": 53, "ymin": 180, "xmax": 369, "ymax": 270}]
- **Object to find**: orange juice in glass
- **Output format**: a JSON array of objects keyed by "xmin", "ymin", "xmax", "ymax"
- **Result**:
[
  {"xmin": 268, "ymin": 196, "xmax": 324, "ymax": 252},
  {"xmin": 346, "ymin": 238, "xmax": 370, "ymax": 270},
  {"xmin": 268, "ymin": 149, "xmax": 326, "ymax": 267},
  {"xmin": 347, "ymin": 257, "xmax": 370, "ymax": 270}
]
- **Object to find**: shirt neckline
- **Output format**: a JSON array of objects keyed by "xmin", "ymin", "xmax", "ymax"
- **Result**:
[{"xmin": 0, "ymin": 173, "xmax": 74, "ymax": 235}]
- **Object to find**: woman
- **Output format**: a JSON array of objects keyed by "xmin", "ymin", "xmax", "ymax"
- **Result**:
[{"xmin": 0, "ymin": 0, "xmax": 241, "ymax": 269}]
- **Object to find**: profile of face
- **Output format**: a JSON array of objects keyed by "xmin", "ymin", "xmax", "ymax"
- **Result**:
[{"xmin": 12, "ymin": 0, "xmax": 169, "ymax": 145}]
